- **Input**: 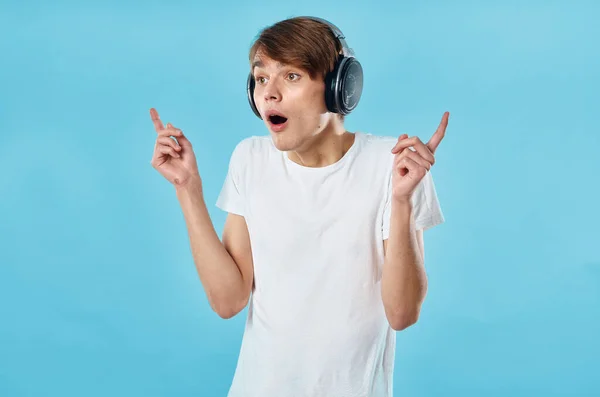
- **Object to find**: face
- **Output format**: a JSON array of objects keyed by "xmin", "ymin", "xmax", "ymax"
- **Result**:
[{"xmin": 251, "ymin": 53, "xmax": 336, "ymax": 152}]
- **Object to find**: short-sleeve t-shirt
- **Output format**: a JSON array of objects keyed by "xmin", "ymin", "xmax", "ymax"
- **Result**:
[{"xmin": 216, "ymin": 131, "xmax": 445, "ymax": 397}]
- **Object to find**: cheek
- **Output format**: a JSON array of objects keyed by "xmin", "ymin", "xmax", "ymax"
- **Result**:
[
  {"xmin": 310, "ymin": 87, "xmax": 327, "ymax": 112},
  {"xmin": 294, "ymin": 90, "xmax": 326, "ymax": 120},
  {"xmin": 285, "ymin": 85, "xmax": 327, "ymax": 125}
]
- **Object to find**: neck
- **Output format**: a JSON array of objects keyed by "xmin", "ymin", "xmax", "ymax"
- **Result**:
[{"xmin": 287, "ymin": 117, "xmax": 355, "ymax": 168}]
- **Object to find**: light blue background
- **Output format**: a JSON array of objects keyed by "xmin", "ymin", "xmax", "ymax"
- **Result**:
[{"xmin": 1, "ymin": 1, "xmax": 599, "ymax": 396}]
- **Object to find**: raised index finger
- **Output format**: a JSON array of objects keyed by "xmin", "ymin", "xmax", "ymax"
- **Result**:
[
  {"xmin": 150, "ymin": 108, "xmax": 164, "ymax": 132},
  {"xmin": 427, "ymin": 111, "xmax": 449, "ymax": 154}
]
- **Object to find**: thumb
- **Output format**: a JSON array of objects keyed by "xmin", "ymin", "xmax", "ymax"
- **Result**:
[
  {"xmin": 391, "ymin": 134, "xmax": 409, "ymax": 154},
  {"xmin": 166, "ymin": 123, "xmax": 193, "ymax": 149},
  {"xmin": 176, "ymin": 132, "xmax": 193, "ymax": 149}
]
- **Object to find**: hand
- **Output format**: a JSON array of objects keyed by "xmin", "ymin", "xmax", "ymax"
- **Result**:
[
  {"xmin": 150, "ymin": 108, "xmax": 200, "ymax": 187},
  {"xmin": 389, "ymin": 111, "xmax": 449, "ymax": 201}
]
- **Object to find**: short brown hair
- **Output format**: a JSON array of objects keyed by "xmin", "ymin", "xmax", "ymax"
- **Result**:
[{"xmin": 248, "ymin": 16, "xmax": 343, "ymax": 81}]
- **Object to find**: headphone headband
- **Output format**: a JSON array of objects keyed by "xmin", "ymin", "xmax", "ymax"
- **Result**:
[{"xmin": 297, "ymin": 16, "xmax": 355, "ymax": 58}]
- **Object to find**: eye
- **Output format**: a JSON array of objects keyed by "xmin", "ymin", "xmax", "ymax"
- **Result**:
[
  {"xmin": 255, "ymin": 76, "xmax": 267, "ymax": 85},
  {"xmin": 287, "ymin": 73, "xmax": 300, "ymax": 81}
]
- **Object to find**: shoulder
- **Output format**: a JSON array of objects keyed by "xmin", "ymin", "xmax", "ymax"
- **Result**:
[
  {"xmin": 358, "ymin": 132, "xmax": 398, "ymax": 152},
  {"xmin": 356, "ymin": 132, "xmax": 398, "ymax": 165},
  {"xmin": 359, "ymin": 132, "xmax": 398, "ymax": 145}
]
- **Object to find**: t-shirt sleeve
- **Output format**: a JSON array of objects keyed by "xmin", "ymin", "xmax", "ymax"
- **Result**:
[
  {"xmin": 382, "ymin": 169, "xmax": 445, "ymax": 239},
  {"xmin": 215, "ymin": 140, "xmax": 248, "ymax": 216}
]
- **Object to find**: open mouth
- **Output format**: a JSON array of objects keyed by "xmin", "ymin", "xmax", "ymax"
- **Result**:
[{"xmin": 268, "ymin": 114, "xmax": 288, "ymax": 125}]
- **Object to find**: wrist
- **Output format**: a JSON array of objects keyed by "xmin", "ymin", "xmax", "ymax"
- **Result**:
[
  {"xmin": 390, "ymin": 196, "xmax": 416, "ymax": 231},
  {"xmin": 392, "ymin": 195, "xmax": 412, "ymax": 207},
  {"xmin": 175, "ymin": 175, "xmax": 203, "ymax": 196}
]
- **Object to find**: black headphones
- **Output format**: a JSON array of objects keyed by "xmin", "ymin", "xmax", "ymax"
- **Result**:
[{"xmin": 246, "ymin": 16, "xmax": 364, "ymax": 119}]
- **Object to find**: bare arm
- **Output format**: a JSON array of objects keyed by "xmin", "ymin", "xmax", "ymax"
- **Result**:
[
  {"xmin": 176, "ymin": 178, "xmax": 254, "ymax": 319},
  {"xmin": 381, "ymin": 198, "xmax": 427, "ymax": 331},
  {"xmin": 382, "ymin": 112, "xmax": 448, "ymax": 331},
  {"xmin": 148, "ymin": 109, "xmax": 253, "ymax": 319}
]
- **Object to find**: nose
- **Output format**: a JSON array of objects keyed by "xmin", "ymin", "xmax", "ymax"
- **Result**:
[{"xmin": 262, "ymin": 80, "xmax": 282, "ymax": 103}]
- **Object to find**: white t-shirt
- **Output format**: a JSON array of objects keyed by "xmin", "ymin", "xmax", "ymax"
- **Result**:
[{"xmin": 216, "ymin": 131, "xmax": 445, "ymax": 397}]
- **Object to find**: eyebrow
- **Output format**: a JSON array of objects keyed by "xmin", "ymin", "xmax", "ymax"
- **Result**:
[
  {"xmin": 252, "ymin": 60, "xmax": 284, "ymax": 71},
  {"xmin": 251, "ymin": 60, "xmax": 263, "ymax": 70}
]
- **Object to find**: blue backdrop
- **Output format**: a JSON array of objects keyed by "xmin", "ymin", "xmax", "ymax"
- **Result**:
[{"xmin": 1, "ymin": 1, "xmax": 599, "ymax": 396}]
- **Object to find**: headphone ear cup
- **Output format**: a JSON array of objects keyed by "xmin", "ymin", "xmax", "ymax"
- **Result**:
[
  {"xmin": 336, "ymin": 57, "xmax": 363, "ymax": 115},
  {"xmin": 324, "ymin": 60, "xmax": 341, "ymax": 114},
  {"xmin": 247, "ymin": 73, "xmax": 262, "ymax": 119},
  {"xmin": 325, "ymin": 57, "xmax": 364, "ymax": 115}
]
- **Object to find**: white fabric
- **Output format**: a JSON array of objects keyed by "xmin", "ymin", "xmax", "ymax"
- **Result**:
[{"xmin": 216, "ymin": 131, "xmax": 445, "ymax": 397}]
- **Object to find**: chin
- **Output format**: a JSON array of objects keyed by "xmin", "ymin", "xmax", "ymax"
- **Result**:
[
  {"xmin": 270, "ymin": 134, "xmax": 293, "ymax": 152},
  {"xmin": 269, "ymin": 132, "xmax": 301, "ymax": 152}
]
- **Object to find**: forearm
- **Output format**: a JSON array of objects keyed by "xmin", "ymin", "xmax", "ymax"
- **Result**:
[
  {"xmin": 175, "ymin": 179, "xmax": 247, "ymax": 315},
  {"xmin": 381, "ymin": 198, "xmax": 427, "ymax": 330}
]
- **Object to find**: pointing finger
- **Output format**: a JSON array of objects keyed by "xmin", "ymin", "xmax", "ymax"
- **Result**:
[
  {"xmin": 150, "ymin": 108, "xmax": 164, "ymax": 132},
  {"xmin": 427, "ymin": 111, "xmax": 449, "ymax": 154}
]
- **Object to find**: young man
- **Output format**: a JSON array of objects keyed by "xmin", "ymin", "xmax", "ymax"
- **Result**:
[{"xmin": 150, "ymin": 16, "xmax": 448, "ymax": 397}]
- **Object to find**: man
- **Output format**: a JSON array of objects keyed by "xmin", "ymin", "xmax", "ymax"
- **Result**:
[{"xmin": 150, "ymin": 15, "xmax": 448, "ymax": 397}]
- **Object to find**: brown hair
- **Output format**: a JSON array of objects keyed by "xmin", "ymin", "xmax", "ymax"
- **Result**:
[{"xmin": 248, "ymin": 16, "xmax": 343, "ymax": 82}]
